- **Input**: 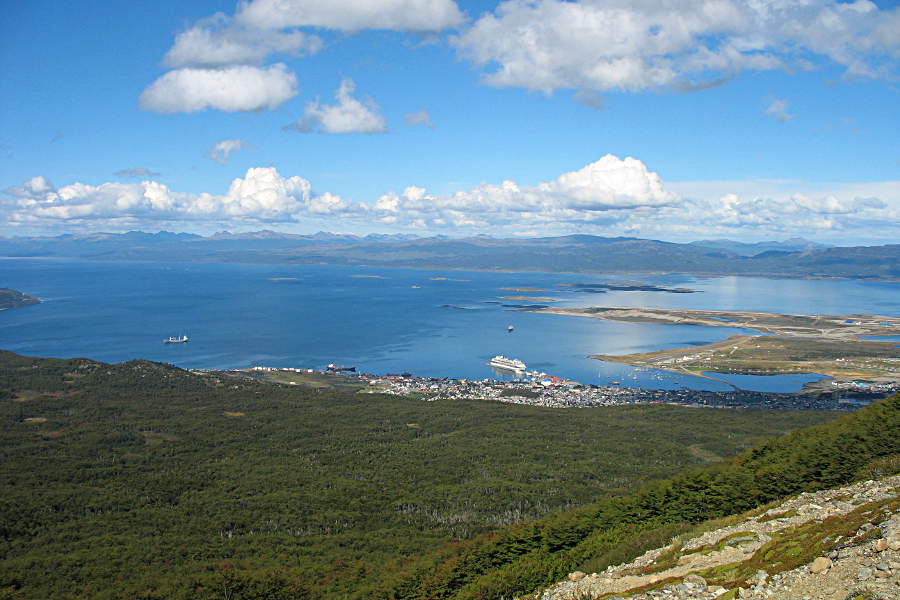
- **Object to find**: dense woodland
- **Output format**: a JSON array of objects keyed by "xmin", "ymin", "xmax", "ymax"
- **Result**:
[{"xmin": 0, "ymin": 351, "xmax": 895, "ymax": 599}]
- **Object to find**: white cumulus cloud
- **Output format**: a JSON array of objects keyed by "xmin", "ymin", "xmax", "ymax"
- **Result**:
[
  {"xmin": 236, "ymin": 0, "xmax": 464, "ymax": 32},
  {"xmin": 765, "ymin": 98, "xmax": 795, "ymax": 122},
  {"xmin": 453, "ymin": 0, "xmax": 900, "ymax": 94},
  {"xmin": 286, "ymin": 78, "xmax": 387, "ymax": 134},
  {"xmin": 404, "ymin": 109, "xmax": 434, "ymax": 128},
  {"xmin": 4, "ymin": 176, "xmax": 56, "ymax": 198},
  {"xmin": 140, "ymin": 64, "xmax": 298, "ymax": 113},
  {"xmin": 114, "ymin": 167, "xmax": 161, "ymax": 179},
  {"xmin": 3, "ymin": 167, "xmax": 369, "ymax": 229},
  {"xmin": 6, "ymin": 160, "xmax": 898, "ymax": 243},
  {"xmin": 164, "ymin": 13, "xmax": 321, "ymax": 68},
  {"xmin": 371, "ymin": 155, "xmax": 678, "ymax": 228},
  {"xmin": 208, "ymin": 139, "xmax": 248, "ymax": 165}
]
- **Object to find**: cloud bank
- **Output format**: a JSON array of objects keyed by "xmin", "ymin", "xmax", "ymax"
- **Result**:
[
  {"xmin": 235, "ymin": 0, "xmax": 464, "ymax": 32},
  {"xmin": 140, "ymin": 0, "xmax": 900, "ymax": 116},
  {"xmin": 5, "ymin": 156, "xmax": 898, "ymax": 242},
  {"xmin": 142, "ymin": 0, "xmax": 463, "ymax": 115},
  {"xmin": 453, "ymin": 0, "xmax": 900, "ymax": 93},
  {"xmin": 164, "ymin": 13, "xmax": 322, "ymax": 68}
]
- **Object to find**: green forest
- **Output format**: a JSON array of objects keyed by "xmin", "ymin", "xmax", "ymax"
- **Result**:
[{"xmin": 0, "ymin": 351, "xmax": 895, "ymax": 599}]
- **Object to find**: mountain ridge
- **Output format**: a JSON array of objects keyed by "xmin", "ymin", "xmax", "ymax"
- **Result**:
[{"xmin": 1, "ymin": 231, "xmax": 897, "ymax": 280}]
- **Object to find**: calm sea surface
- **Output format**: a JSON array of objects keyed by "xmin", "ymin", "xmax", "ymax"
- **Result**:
[{"xmin": 2, "ymin": 259, "xmax": 898, "ymax": 392}]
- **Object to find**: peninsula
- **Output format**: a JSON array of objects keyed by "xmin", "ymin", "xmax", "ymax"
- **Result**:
[
  {"xmin": 533, "ymin": 306, "xmax": 900, "ymax": 386},
  {"xmin": 0, "ymin": 288, "xmax": 40, "ymax": 310}
]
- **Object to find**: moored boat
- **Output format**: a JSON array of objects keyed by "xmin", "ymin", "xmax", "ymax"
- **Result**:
[{"xmin": 488, "ymin": 355, "xmax": 526, "ymax": 372}]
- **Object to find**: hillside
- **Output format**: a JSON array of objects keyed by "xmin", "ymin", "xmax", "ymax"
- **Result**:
[
  {"xmin": 0, "ymin": 351, "xmax": 837, "ymax": 600},
  {"xmin": 375, "ymin": 394, "xmax": 899, "ymax": 599},
  {"xmin": 1, "ymin": 232, "xmax": 897, "ymax": 280},
  {"xmin": 536, "ymin": 473, "xmax": 900, "ymax": 600}
]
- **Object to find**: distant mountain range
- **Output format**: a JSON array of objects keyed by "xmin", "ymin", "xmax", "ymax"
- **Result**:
[
  {"xmin": 688, "ymin": 237, "xmax": 830, "ymax": 256},
  {"xmin": 1, "ymin": 231, "xmax": 897, "ymax": 280}
]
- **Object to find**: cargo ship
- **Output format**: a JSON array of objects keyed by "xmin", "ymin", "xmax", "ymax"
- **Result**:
[
  {"xmin": 164, "ymin": 335, "xmax": 189, "ymax": 344},
  {"xmin": 488, "ymin": 355, "xmax": 526, "ymax": 372}
]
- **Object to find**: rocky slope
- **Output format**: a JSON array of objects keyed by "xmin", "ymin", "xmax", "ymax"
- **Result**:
[{"xmin": 537, "ymin": 475, "xmax": 900, "ymax": 600}]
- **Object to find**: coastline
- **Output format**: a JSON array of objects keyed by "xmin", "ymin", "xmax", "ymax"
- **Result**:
[
  {"xmin": 1, "ymin": 254, "xmax": 898, "ymax": 282},
  {"xmin": 530, "ymin": 306, "xmax": 900, "ymax": 390}
]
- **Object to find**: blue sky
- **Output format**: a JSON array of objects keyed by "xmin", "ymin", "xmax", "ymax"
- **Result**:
[{"xmin": 1, "ymin": 0, "xmax": 898, "ymax": 243}]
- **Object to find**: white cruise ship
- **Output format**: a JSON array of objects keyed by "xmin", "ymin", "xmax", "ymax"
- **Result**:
[
  {"xmin": 488, "ymin": 355, "xmax": 526, "ymax": 372},
  {"xmin": 164, "ymin": 335, "xmax": 189, "ymax": 344}
]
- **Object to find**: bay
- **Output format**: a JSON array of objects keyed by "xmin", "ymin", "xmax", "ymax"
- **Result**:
[{"xmin": 1, "ymin": 259, "xmax": 898, "ymax": 392}]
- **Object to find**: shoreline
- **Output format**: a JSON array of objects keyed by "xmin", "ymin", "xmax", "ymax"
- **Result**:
[
  {"xmin": 216, "ymin": 365, "xmax": 892, "ymax": 411},
  {"xmin": 530, "ymin": 306, "xmax": 900, "ymax": 391},
  {"xmin": 2, "ymin": 255, "xmax": 898, "ymax": 283}
]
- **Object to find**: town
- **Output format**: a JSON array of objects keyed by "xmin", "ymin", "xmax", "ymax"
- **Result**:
[{"xmin": 232, "ymin": 366, "xmax": 897, "ymax": 411}]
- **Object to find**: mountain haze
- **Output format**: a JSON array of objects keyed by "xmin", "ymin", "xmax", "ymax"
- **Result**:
[{"xmin": 1, "ymin": 232, "xmax": 897, "ymax": 280}]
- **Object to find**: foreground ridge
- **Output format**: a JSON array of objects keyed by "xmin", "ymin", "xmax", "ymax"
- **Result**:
[{"xmin": 538, "ymin": 475, "xmax": 900, "ymax": 600}]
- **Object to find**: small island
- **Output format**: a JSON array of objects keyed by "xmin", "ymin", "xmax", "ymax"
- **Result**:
[
  {"xmin": 499, "ymin": 295, "xmax": 557, "ymax": 302},
  {"xmin": 0, "ymin": 288, "xmax": 40, "ymax": 310},
  {"xmin": 559, "ymin": 282, "xmax": 699, "ymax": 293}
]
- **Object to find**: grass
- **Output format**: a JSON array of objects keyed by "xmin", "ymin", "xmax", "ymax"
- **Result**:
[
  {"xmin": 681, "ymin": 531, "xmax": 759, "ymax": 557},
  {"xmin": 230, "ymin": 369, "xmax": 368, "ymax": 392}
]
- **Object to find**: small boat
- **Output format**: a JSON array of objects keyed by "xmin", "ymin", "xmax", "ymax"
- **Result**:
[
  {"xmin": 164, "ymin": 335, "xmax": 189, "ymax": 344},
  {"xmin": 507, "ymin": 325, "xmax": 515, "ymax": 332},
  {"xmin": 327, "ymin": 364, "xmax": 356, "ymax": 372}
]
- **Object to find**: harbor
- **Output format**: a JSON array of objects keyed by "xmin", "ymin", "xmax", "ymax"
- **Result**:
[{"xmin": 218, "ymin": 364, "xmax": 897, "ymax": 411}]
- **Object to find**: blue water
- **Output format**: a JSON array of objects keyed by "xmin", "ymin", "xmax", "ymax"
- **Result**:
[
  {"xmin": 862, "ymin": 335, "xmax": 900, "ymax": 342},
  {"xmin": 701, "ymin": 372, "xmax": 829, "ymax": 393},
  {"xmin": 2, "ymin": 259, "xmax": 899, "ymax": 392}
]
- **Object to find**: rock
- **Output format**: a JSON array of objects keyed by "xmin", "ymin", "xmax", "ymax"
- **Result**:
[
  {"xmin": 875, "ymin": 538, "xmax": 889, "ymax": 551},
  {"xmin": 858, "ymin": 567, "xmax": 873, "ymax": 580},
  {"xmin": 888, "ymin": 537, "xmax": 900, "ymax": 551},
  {"xmin": 810, "ymin": 557, "xmax": 832, "ymax": 574},
  {"xmin": 683, "ymin": 573, "xmax": 706, "ymax": 587},
  {"xmin": 875, "ymin": 570, "xmax": 891, "ymax": 578},
  {"xmin": 876, "ymin": 561, "xmax": 890, "ymax": 571},
  {"xmin": 566, "ymin": 571, "xmax": 586, "ymax": 582}
]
